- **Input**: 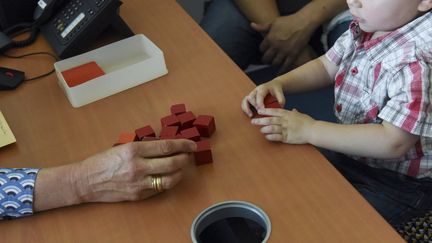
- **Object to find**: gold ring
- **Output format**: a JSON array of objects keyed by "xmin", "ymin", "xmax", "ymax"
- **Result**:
[{"xmin": 151, "ymin": 175, "xmax": 164, "ymax": 192}]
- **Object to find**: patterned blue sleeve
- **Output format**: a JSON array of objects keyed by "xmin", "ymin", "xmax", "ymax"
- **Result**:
[{"xmin": 0, "ymin": 168, "xmax": 39, "ymax": 219}]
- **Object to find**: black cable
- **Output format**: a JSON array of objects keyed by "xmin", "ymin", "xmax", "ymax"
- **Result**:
[
  {"xmin": 4, "ymin": 22, "xmax": 33, "ymax": 36},
  {"xmin": 3, "ymin": 22, "xmax": 40, "ymax": 49},
  {"xmin": 2, "ymin": 51, "xmax": 59, "ymax": 81}
]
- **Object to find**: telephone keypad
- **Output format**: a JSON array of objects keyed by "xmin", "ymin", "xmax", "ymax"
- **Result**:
[{"xmin": 51, "ymin": 0, "xmax": 110, "ymax": 44}]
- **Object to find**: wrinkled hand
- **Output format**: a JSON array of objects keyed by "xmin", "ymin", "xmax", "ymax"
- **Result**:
[
  {"xmin": 251, "ymin": 108, "xmax": 315, "ymax": 144},
  {"xmin": 241, "ymin": 81, "xmax": 285, "ymax": 117},
  {"xmin": 75, "ymin": 139, "xmax": 197, "ymax": 202},
  {"xmin": 251, "ymin": 14, "xmax": 314, "ymax": 74}
]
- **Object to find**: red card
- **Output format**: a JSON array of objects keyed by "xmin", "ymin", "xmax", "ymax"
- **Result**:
[{"xmin": 62, "ymin": 61, "xmax": 105, "ymax": 88}]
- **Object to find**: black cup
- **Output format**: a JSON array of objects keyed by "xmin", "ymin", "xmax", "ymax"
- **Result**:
[{"xmin": 191, "ymin": 201, "xmax": 271, "ymax": 243}]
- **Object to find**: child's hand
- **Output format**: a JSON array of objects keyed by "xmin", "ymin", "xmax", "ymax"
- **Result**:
[
  {"xmin": 251, "ymin": 108, "xmax": 315, "ymax": 144},
  {"xmin": 241, "ymin": 81, "xmax": 285, "ymax": 117}
]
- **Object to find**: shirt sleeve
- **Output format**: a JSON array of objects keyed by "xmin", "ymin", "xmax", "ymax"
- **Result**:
[
  {"xmin": 378, "ymin": 60, "xmax": 432, "ymax": 137},
  {"xmin": 0, "ymin": 168, "xmax": 40, "ymax": 220},
  {"xmin": 325, "ymin": 29, "xmax": 351, "ymax": 66}
]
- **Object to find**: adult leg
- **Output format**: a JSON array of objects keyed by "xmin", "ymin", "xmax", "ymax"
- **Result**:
[
  {"xmin": 199, "ymin": 0, "xmax": 262, "ymax": 70},
  {"xmin": 200, "ymin": 0, "xmax": 318, "ymax": 70},
  {"xmin": 277, "ymin": 0, "xmax": 311, "ymax": 16}
]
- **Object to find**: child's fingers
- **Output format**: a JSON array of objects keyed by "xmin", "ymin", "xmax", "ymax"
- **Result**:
[
  {"xmin": 255, "ymin": 89, "xmax": 268, "ymax": 109},
  {"xmin": 260, "ymin": 125, "xmax": 282, "ymax": 134},
  {"xmin": 247, "ymin": 90, "xmax": 258, "ymax": 108},
  {"xmin": 265, "ymin": 134, "xmax": 283, "ymax": 142},
  {"xmin": 273, "ymin": 90, "xmax": 286, "ymax": 107},
  {"xmin": 241, "ymin": 96, "xmax": 253, "ymax": 117},
  {"xmin": 251, "ymin": 116, "xmax": 281, "ymax": 126},
  {"xmin": 257, "ymin": 108, "xmax": 286, "ymax": 117}
]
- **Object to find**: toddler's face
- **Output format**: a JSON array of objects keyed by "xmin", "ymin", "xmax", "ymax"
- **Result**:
[{"xmin": 346, "ymin": 0, "xmax": 421, "ymax": 32}]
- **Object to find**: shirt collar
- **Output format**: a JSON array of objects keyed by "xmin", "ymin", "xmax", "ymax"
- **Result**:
[{"xmin": 348, "ymin": 12, "xmax": 432, "ymax": 62}]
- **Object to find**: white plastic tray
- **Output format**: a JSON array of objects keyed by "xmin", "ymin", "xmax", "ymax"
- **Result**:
[{"xmin": 54, "ymin": 34, "xmax": 168, "ymax": 107}]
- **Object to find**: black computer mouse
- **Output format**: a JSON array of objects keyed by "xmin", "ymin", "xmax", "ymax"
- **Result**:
[{"xmin": 0, "ymin": 67, "xmax": 25, "ymax": 90}]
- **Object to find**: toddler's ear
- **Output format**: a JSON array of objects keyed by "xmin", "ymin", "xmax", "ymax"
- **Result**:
[{"xmin": 418, "ymin": 0, "xmax": 432, "ymax": 12}]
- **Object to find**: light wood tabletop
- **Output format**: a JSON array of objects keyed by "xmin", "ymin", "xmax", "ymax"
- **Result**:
[{"xmin": 0, "ymin": 0, "xmax": 404, "ymax": 242}]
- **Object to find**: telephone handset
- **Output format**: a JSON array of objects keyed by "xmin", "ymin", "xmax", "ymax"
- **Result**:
[
  {"xmin": 34, "ymin": 0, "xmax": 66, "ymax": 25},
  {"xmin": 39, "ymin": 0, "xmax": 133, "ymax": 58}
]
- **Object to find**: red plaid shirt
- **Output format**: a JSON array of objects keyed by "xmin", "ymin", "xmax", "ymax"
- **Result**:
[{"xmin": 326, "ymin": 12, "xmax": 432, "ymax": 178}]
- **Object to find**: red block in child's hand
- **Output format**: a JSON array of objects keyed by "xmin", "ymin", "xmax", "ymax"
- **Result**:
[
  {"xmin": 193, "ymin": 115, "xmax": 216, "ymax": 137},
  {"xmin": 264, "ymin": 93, "xmax": 282, "ymax": 109},
  {"xmin": 194, "ymin": 140, "xmax": 213, "ymax": 166},
  {"xmin": 263, "ymin": 94, "xmax": 278, "ymax": 106},
  {"xmin": 170, "ymin": 104, "xmax": 186, "ymax": 115},
  {"xmin": 180, "ymin": 127, "xmax": 201, "ymax": 142},
  {"xmin": 61, "ymin": 61, "xmax": 105, "ymax": 88},
  {"xmin": 250, "ymin": 94, "xmax": 282, "ymax": 118},
  {"xmin": 114, "ymin": 132, "xmax": 138, "ymax": 146},
  {"xmin": 135, "ymin": 125, "xmax": 156, "ymax": 140},
  {"xmin": 266, "ymin": 102, "xmax": 282, "ymax": 109},
  {"xmin": 160, "ymin": 126, "xmax": 179, "ymax": 139},
  {"xmin": 177, "ymin": 111, "xmax": 196, "ymax": 129},
  {"xmin": 161, "ymin": 114, "xmax": 181, "ymax": 127}
]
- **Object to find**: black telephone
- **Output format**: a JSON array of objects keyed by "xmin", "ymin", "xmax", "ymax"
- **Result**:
[
  {"xmin": 39, "ymin": 0, "xmax": 133, "ymax": 58},
  {"xmin": 0, "ymin": 0, "xmax": 133, "ymax": 58}
]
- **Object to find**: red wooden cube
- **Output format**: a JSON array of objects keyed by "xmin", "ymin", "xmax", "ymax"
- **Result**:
[
  {"xmin": 161, "ymin": 114, "xmax": 181, "ymax": 127},
  {"xmin": 193, "ymin": 115, "xmax": 216, "ymax": 137},
  {"xmin": 170, "ymin": 103, "xmax": 186, "ymax": 115},
  {"xmin": 264, "ymin": 93, "xmax": 282, "ymax": 109},
  {"xmin": 175, "ymin": 133, "xmax": 184, "ymax": 139},
  {"xmin": 266, "ymin": 102, "xmax": 282, "ymax": 109},
  {"xmin": 263, "ymin": 93, "xmax": 278, "ymax": 106},
  {"xmin": 61, "ymin": 61, "xmax": 105, "ymax": 88},
  {"xmin": 160, "ymin": 126, "xmax": 179, "ymax": 139},
  {"xmin": 180, "ymin": 127, "xmax": 201, "ymax": 142},
  {"xmin": 135, "ymin": 125, "xmax": 156, "ymax": 140},
  {"xmin": 194, "ymin": 140, "xmax": 213, "ymax": 166},
  {"xmin": 177, "ymin": 111, "xmax": 196, "ymax": 129},
  {"xmin": 114, "ymin": 132, "xmax": 138, "ymax": 146}
]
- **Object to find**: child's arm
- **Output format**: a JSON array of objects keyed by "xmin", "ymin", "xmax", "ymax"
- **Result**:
[
  {"xmin": 241, "ymin": 55, "xmax": 338, "ymax": 116},
  {"xmin": 278, "ymin": 55, "xmax": 338, "ymax": 93},
  {"xmin": 309, "ymin": 120, "xmax": 419, "ymax": 159},
  {"xmin": 253, "ymin": 109, "xmax": 419, "ymax": 159}
]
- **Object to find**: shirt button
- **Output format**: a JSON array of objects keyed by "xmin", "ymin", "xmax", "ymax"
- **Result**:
[
  {"xmin": 351, "ymin": 67, "xmax": 358, "ymax": 75},
  {"xmin": 336, "ymin": 104, "xmax": 343, "ymax": 113}
]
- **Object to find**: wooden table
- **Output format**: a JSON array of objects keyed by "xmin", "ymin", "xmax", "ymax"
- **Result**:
[{"xmin": 0, "ymin": 0, "xmax": 404, "ymax": 242}]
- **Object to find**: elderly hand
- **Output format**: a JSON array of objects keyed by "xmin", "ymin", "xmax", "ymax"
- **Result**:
[
  {"xmin": 34, "ymin": 139, "xmax": 197, "ymax": 212},
  {"xmin": 76, "ymin": 139, "xmax": 197, "ymax": 202}
]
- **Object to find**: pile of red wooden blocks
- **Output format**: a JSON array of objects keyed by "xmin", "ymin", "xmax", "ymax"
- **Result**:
[{"xmin": 114, "ymin": 103, "xmax": 216, "ymax": 166}]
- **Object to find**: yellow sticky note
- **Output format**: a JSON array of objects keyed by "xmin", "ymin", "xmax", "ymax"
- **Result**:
[{"xmin": 0, "ymin": 111, "xmax": 16, "ymax": 148}]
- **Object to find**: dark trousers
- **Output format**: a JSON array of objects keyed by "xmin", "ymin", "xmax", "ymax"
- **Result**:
[
  {"xmin": 322, "ymin": 150, "xmax": 432, "ymax": 228},
  {"xmin": 200, "ymin": 0, "xmax": 324, "ymax": 70}
]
